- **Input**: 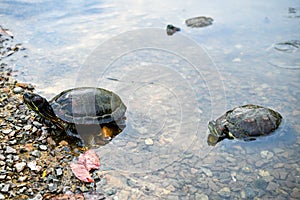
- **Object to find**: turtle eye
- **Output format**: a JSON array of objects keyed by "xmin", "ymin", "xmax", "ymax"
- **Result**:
[{"xmin": 33, "ymin": 96, "xmax": 44, "ymax": 105}]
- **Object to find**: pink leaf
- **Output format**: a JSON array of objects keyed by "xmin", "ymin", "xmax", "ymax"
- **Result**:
[
  {"xmin": 70, "ymin": 163, "xmax": 94, "ymax": 183},
  {"xmin": 78, "ymin": 149, "xmax": 100, "ymax": 171},
  {"xmin": 70, "ymin": 149, "xmax": 100, "ymax": 183}
]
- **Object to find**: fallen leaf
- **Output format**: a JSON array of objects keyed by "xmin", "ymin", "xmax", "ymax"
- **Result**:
[
  {"xmin": 70, "ymin": 149, "xmax": 100, "ymax": 183},
  {"xmin": 78, "ymin": 149, "xmax": 100, "ymax": 171},
  {"xmin": 70, "ymin": 163, "xmax": 94, "ymax": 183}
]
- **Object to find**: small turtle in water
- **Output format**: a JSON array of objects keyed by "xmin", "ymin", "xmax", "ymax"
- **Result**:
[
  {"xmin": 207, "ymin": 104, "xmax": 282, "ymax": 146},
  {"xmin": 23, "ymin": 87, "xmax": 127, "ymax": 147},
  {"xmin": 166, "ymin": 24, "xmax": 181, "ymax": 36}
]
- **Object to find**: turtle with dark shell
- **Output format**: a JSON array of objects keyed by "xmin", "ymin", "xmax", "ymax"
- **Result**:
[
  {"xmin": 207, "ymin": 104, "xmax": 282, "ymax": 146},
  {"xmin": 23, "ymin": 87, "xmax": 127, "ymax": 146}
]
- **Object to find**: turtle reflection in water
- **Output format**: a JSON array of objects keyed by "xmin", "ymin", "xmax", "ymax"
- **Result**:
[
  {"xmin": 208, "ymin": 104, "xmax": 282, "ymax": 146},
  {"xmin": 23, "ymin": 87, "xmax": 127, "ymax": 147}
]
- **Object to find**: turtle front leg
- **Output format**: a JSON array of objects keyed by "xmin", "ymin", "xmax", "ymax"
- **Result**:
[{"xmin": 65, "ymin": 125, "xmax": 85, "ymax": 147}]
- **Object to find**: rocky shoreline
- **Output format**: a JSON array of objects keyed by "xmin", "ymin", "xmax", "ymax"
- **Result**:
[{"xmin": 0, "ymin": 27, "xmax": 106, "ymax": 200}]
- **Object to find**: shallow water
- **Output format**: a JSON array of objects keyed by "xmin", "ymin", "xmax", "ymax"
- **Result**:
[{"xmin": 1, "ymin": 0, "xmax": 299, "ymax": 199}]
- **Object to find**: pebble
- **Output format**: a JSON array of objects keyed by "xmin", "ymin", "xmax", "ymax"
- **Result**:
[
  {"xmin": 195, "ymin": 193, "xmax": 209, "ymax": 200},
  {"xmin": 200, "ymin": 167, "xmax": 212, "ymax": 177},
  {"xmin": 2, "ymin": 129, "xmax": 12, "ymax": 134},
  {"xmin": 38, "ymin": 145, "xmax": 47, "ymax": 151},
  {"xmin": 0, "ymin": 193, "xmax": 4, "ymax": 200},
  {"xmin": 260, "ymin": 150, "xmax": 274, "ymax": 159},
  {"xmin": 6, "ymin": 146, "xmax": 17, "ymax": 154},
  {"xmin": 218, "ymin": 187, "xmax": 231, "ymax": 198},
  {"xmin": 23, "ymin": 124, "xmax": 32, "ymax": 131},
  {"xmin": 145, "ymin": 138, "xmax": 154, "ymax": 145},
  {"xmin": 56, "ymin": 168, "xmax": 63, "ymax": 176},
  {"xmin": 13, "ymin": 87, "xmax": 23, "ymax": 94},
  {"xmin": 259, "ymin": 169, "xmax": 270, "ymax": 177},
  {"xmin": 33, "ymin": 121, "xmax": 42, "ymax": 128},
  {"xmin": 15, "ymin": 162, "xmax": 26, "ymax": 172},
  {"xmin": 18, "ymin": 176, "xmax": 27, "ymax": 182},
  {"xmin": 30, "ymin": 150, "xmax": 41, "ymax": 157},
  {"xmin": 1, "ymin": 184, "xmax": 10, "ymax": 193}
]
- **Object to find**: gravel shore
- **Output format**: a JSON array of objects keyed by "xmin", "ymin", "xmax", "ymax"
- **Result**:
[{"xmin": 0, "ymin": 27, "xmax": 106, "ymax": 200}]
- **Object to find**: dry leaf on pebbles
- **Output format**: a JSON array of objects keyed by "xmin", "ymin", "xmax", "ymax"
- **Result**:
[{"xmin": 70, "ymin": 149, "xmax": 100, "ymax": 183}]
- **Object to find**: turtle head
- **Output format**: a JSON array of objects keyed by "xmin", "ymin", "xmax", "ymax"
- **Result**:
[
  {"xmin": 208, "ymin": 121, "xmax": 227, "ymax": 146},
  {"xmin": 208, "ymin": 121, "xmax": 220, "ymax": 136},
  {"xmin": 23, "ymin": 92, "xmax": 57, "ymax": 121}
]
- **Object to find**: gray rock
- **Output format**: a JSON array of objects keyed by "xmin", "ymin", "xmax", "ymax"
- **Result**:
[
  {"xmin": 218, "ymin": 187, "xmax": 231, "ymax": 198},
  {"xmin": 23, "ymin": 124, "xmax": 32, "ymax": 131},
  {"xmin": 38, "ymin": 145, "xmax": 47, "ymax": 151},
  {"xmin": 195, "ymin": 193, "xmax": 209, "ymax": 200},
  {"xmin": 145, "ymin": 138, "xmax": 154, "ymax": 145},
  {"xmin": 0, "ymin": 154, "xmax": 5, "ymax": 161},
  {"xmin": 18, "ymin": 176, "xmax": 27, "ymax": 182},
  {"xmin": 18, "ymin": 187, "xmax": 27, "ymax": 194},
  {"xmin": 0, "ymin": 193, "xmax": 5, "ymax": 200},
  {"xmin": 48, "ymin": 183, "xmax": 57, "ymax": 193},
  {"xmin": 33, "ymin": 121, "xmax": 42, "ymax": 128},
  {"xmin": 31, "ymin": 150, "xmax": 41, "ymax": 157},
  {"xmin": 15, "ymin": 162, "xmax": 26, "ymax": 172},
  {"xmin": 13, "ymin": 87, "xmax": 23, "ymax": 94},
  {"xmin": 5, "ymin": 146, "xmax": 17, "ymax": 154},
  {"xmin": 1, "ymin": 184, "xmax": 10, "ymax": 193},
  {"xmin": 2, "ymin": 129, "xmax": 12, "ymax": 134},
  {"xmin": 55, "ymin": 168, "xmax": 63, "ymax": 176}
]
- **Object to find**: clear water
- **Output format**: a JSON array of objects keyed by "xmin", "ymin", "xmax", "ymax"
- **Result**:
[{"xmin": 1, "ymin": 0, "xmax": 299, "ymax": 199}]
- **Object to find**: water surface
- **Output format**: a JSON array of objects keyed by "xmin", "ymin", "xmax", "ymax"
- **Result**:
[{"xmin": 1, "ymin": 0, "xmax": 299, "ymax": 199}]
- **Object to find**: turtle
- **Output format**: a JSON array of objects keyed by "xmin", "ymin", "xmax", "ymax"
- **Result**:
[
  {"xmin": 166, "ymin": 24, "xmax": 181, "ymax": 36},
  {"xmin": 23, "ymin": 87, "xmax": 127, "ymax": 146},
  {"xmin": 207, "ymin": 104, "xmax": 282, "ymax": 146}
]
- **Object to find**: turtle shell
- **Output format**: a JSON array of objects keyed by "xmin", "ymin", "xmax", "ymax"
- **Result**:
[
  {"xmin": 210, "ymin": 104, "xmax": 282, "ymax": 141},
  {"xmin": 50, "ymin": 87, "xmax": 126, "ymax": 125}
]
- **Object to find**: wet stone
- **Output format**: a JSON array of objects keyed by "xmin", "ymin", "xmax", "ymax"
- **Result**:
[
  {"xmin": 259, "ymin": 169, "xmax": 270, "ymax": 177},
  {"xmin": 260, "ymin": 150, "xmax": 274, "ymax": 159},
  {"xmin": 145, "ymin": 138, "xmax": 154, "ymax": 145},
  {"xmin": 244, "ymin": 187, "xmax": 258, "ymax": 199},
  {"xmin": 253, "ymin": 178, "xmax": 268, "ymax": 190},
  {"xmin": 195, "ymin": 193, "xmax": 209, "ymax": 200},
  {"xmin": 218, "ymin": 187, "xmax": 231, "ymax": 198}
]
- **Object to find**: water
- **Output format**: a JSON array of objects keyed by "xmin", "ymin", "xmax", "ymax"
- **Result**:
[{"xmin": 1, "ymin": 0, "xmax": 299, "ymax": 199}]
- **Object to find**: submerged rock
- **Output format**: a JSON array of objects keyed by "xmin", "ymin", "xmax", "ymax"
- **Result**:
[{"xmin": 185, "ymin": 16, "xmax": 213, "ymax": 28}]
